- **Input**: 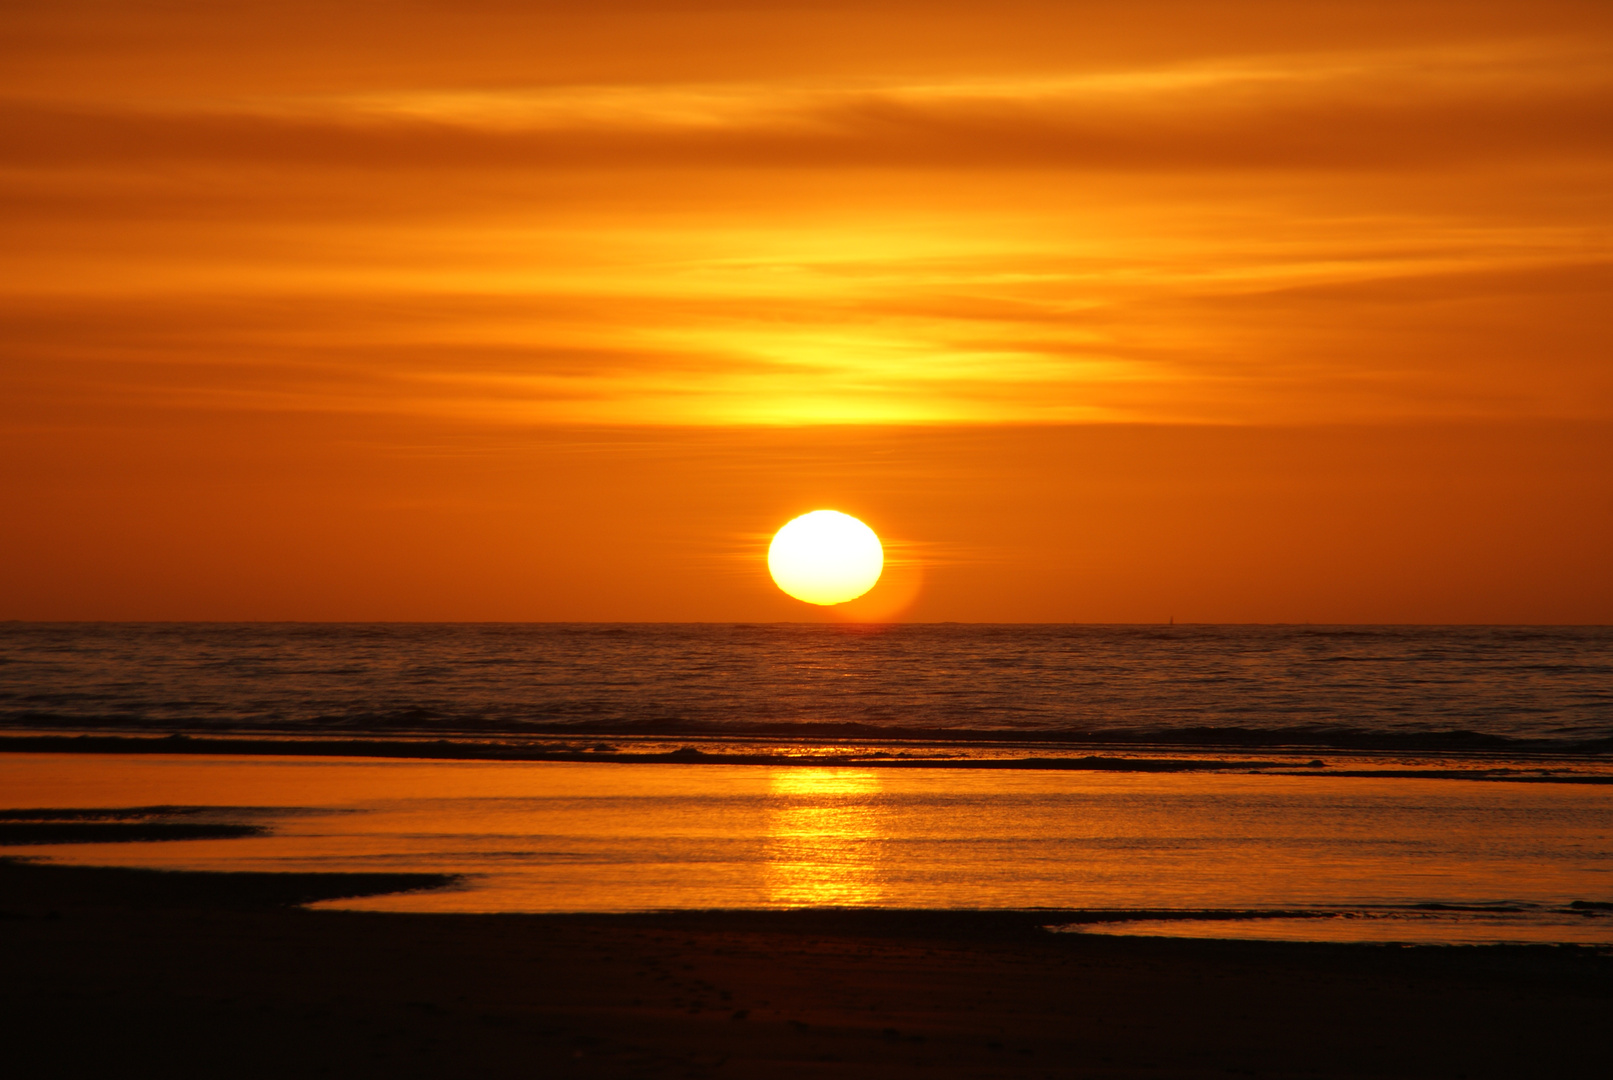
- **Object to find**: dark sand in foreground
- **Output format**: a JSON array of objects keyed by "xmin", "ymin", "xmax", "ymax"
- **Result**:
[{"xmin": 3, "ymin": 859, "xmax": 1609, "ymax": 1079}]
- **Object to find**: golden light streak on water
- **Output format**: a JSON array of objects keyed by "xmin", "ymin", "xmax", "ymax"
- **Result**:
[{"xmin": 762, "ymin": 769, "xmax": 886, "ymax": 907}]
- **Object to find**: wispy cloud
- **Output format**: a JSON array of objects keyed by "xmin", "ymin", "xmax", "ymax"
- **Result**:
[{"xmin": 2, "ymin": 5, "xmax": 1610, "ymax": 428}]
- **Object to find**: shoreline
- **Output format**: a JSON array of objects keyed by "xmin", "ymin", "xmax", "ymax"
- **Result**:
[
  {"xmin": 8, "ymin": 853, "xmax": 1610, "ymax": 944},
  {"xmin": 8, "ymin": 754, "xmax": 1609, "ymax": 929},
  {"xmin": 3, "ymin": 858, "xmax": 1608, "ymax": 1078},
  {"xmin": 3, "ymin": 732, "xmax": 1611, "ymax": 783}
]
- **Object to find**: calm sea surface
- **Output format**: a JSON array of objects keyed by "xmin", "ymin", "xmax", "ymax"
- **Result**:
[
  {"xmin": 3, "ymin": 754, "xmax": 1611, "ymax": 944},
  {"xmin": 3, "ymin": 625, "xmax": 1611, "ymax": 943},
  {"xmin": 2, "ymin": 623, "xmax": 1611, "ymax": 753}
]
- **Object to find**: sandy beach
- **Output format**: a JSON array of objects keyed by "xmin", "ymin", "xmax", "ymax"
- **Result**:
[
  {"xmin": 4, "ymin": 858, "xmax": 1609, "ymax": 1079},
  {"xmin": 8, "ymin": 0, "xmax": 1613, "ymax": 1074}
]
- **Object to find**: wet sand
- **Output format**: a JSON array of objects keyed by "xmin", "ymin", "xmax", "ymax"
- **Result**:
[{"xmin": 3, "ymin": 859, "xmax": 1609, "ymax": 1078}]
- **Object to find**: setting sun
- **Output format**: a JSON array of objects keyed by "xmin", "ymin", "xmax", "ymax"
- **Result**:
[
  {"xmin": 768, "ymin": 511, "xmax": 884, "ymax": 606},
  {"xmin": 3, "ymin": 5, "xmax": 1612, "ymax": 1075}
]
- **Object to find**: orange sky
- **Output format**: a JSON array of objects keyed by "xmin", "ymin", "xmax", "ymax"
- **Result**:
[{"xmin": 3, "ymin": 1, "xmax": 1610, "ymax": 621}]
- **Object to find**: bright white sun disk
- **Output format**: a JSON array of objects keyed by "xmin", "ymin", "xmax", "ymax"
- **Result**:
[{"xmin": 768, "ymin": 511, "xmax": 883, "ymax": 605}]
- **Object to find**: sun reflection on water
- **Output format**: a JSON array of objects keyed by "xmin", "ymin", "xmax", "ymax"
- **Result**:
[{"xmin": 763, "ymin": 768, "xmax": 886, "ymax": 907}]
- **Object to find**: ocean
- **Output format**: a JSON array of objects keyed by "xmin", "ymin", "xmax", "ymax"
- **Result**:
[
  {"xmin": 3, "ymin": 623, "xmax": 1611, "ymax": 943},
  {"xmin": 4, "ymin": 623, "xmax": 1611, "ymax": 752}
]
